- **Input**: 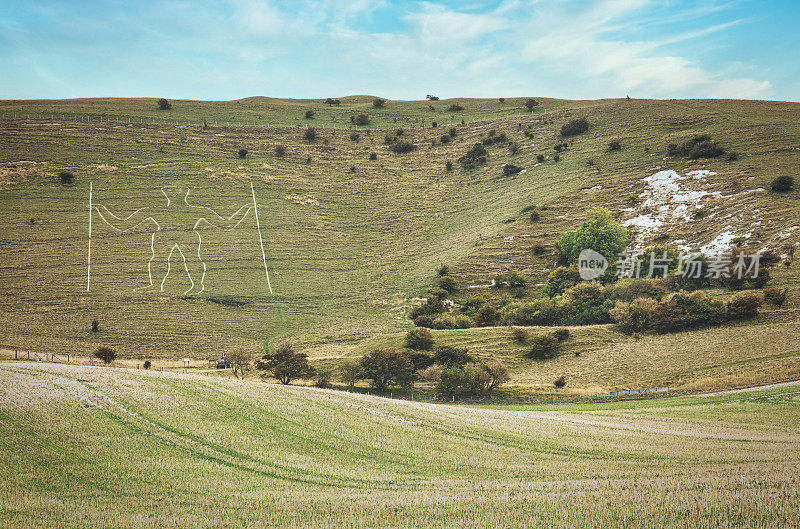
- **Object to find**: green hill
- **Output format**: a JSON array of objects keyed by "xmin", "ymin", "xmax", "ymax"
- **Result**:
[{"xmin": 1, "ymin": 96, "xmax": 798, "ymax": 394}]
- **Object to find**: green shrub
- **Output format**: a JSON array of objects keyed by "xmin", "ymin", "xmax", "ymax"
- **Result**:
[
  {"xmin": 763, "ymin": 287, "xmax": 788, "ymax": 307},
  {"xmin": 351, "ymin": 113, "xmax": 370, "ymax": 126},
  {"xmin": 413, "ymin": 315, "xmax": 434, "ymax": 328},
  {"xmin": 726, "ymin": 291, "xmax": 762, "ymax": 319},
  {"xmin": 511, "ymin": 327, "xmax": 529, "ymax": 343},
  {"xmin": 369, "ymin": 152, "xmax": 377, "ymax": 161},
  {"xmin": 143, "ymin": 360, "xmax": 151, "ymax": 369},
  {"xmin": 405, "ymin": 327, "xmax": 434, "ymax": 350},
  {"xmin": 527, "ymin": 332, "xmax": 559, "ymax": 359},
  {"xmin": 274, "ymin": 145, "xmax": 287, "ymax": 156},
  {"xmin": 433, "ymin": 345, "xmax": 474, "ymax": 367},
  {"xmin": 59, "ymin": 171, "xmax": 74, "ymax": 184},
  {"xmin": 459, "ymin": 143, "xmax": 488, "ymax": 170},
  {"xmin": 474, "ymin": 304, "xmax": 500, "ymax": 326},
  {"xmin": 389, "ymin": 141, "xmax": 417, "ymax": 154},
  {"xmin": 373, "ymin": 98, "xmax": 386, "ymax": 108},
  {"xmin": 608, "ymin": 140, "xmax": 621, "ymax": 151},
  {"xmin": 771, "ymin": 175, "xmax": 794, "ymax": 192},
  {"xmin": 554, "ymin": 375, "xmax": 567, "ymax": 388},
  {"xmin": 454, "ymin": 314, "xmax": 473, "ymax": 329},
  {"xmin": 157, "ymin": 98, "xmax": 171, "ymax": 110},
  {"xmin": 432, "ymin": 313, "xmax": 457, "ymax": 330},
  {"xmin": 237, "ymin": 149, "xmax": 248, "ymax": 159},
  {"xmin": 447, "ymin": 104, "xmax": 464, "ymax": 112},
  {"xmin": 436, "ymin": 276, "xmax": 457, "ymax": 293},
  {"xmin": 93, "ymin": 346, "xmax": 116, "ymax": 364},
  {"xmin": 350, "ymin": 133, "xmax": 360, "ymax": 142},
  {"xmin": 544, "ymin": 266, "xmax": 580, "ymax": 297},
  {"xmin": 437, "ymin": 264, "xmax": 450, "ymax": 277},
  {"xmin": 524, "ymin": 98, "xmax": 539, "ymax": 112},
  {"xmin": 304, "ymin": 110, "xmax": 315, "ymax": 119},
  {"xmin": 560, "ymin": 117, "xmax": 589, "ymax": 137},
  {"xmin": 552, "ymin": 328, "xmax": 570, "ymax": 341},
  {"xmin": 537, "ymin": 154, "xmax": 545, "ymax": 163},
  {"xmin": 503, "ymin": 164, "xmax": 523, "ymax": 176},
  {"xmin": 304, "ymin": 127, "xmax": 317, "ymax": 141},
  {"xmin": 609, "ymin": 297, "xmax": 658, "ymax": 335},
  {"xmin": 667, "ymin": 135, "xmax": 725, "ymax": 159}
]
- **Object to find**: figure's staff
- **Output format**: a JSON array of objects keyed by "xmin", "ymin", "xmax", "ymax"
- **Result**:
[
  {"xmin": 250, "ymin": 181, "xmax": 273, "ymax": 294},
  {"xmin": 87, "ymin": 182, "xmax": 92, "ymax": 292}
]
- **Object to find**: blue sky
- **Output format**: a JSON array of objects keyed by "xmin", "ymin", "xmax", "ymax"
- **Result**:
[{"xmin": 0, "ymin": 0, "xmax": 797, "ymax": 101}]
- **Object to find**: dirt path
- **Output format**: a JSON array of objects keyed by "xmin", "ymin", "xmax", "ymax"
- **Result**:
[{"xmin": 697, "ymin": 379, "xmax": 800, "ymax": 397}]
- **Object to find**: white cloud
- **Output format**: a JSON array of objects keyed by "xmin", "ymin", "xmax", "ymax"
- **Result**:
[{"xmin": 516, "ymin": 0, "xmax": 772, "ymax": 99}]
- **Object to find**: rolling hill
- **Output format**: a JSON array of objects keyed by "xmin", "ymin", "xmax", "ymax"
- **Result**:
[{"xmin": 1, "ymin": 96, "xmax": 798, "ymax": 394}]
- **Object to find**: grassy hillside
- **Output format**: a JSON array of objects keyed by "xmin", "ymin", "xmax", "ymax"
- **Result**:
[
  {"xmin": 1, "ymin": 362, "xmax": 798, "ymax": 528},
  {"xmin": 1, "ymin": 96, "xmax": 799, "ymax": 394}
]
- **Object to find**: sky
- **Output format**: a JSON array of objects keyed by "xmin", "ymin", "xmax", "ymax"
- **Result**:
[{"xmin": 0, "ymin": 0, "xmax": 798, "ymax": 101}]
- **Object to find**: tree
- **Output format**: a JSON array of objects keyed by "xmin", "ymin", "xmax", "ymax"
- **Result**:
[
  {"xmin": 227, "ymin": 348, "xmax": 253, "ymax": 379},
  {"xmin": 404, "ymin": 327, "xmax": 434, "ymax": 350},
  {"xmin": 483, "ymin": 359, "xmax": 510, "ymax": 393},
  {"xmin": 373, "ymin": 98, "xmax": 386, "ymax": 108},
  {"xmin": 258, "ymin": 342, "xmax": 315, "ymax": 385},
  {"xmin": 524, "ymin": 98, "xmax": 538, "ymax": 112},
  {"xmin": 157, "ymin": 98, "xmax": 172, "ymax": 110},
  {"xmin": 59, "ymin": 171, "xmax": 74, "ymax": 185},
  {"xmin": 359, "ymin": 349, "xmax": 414, "ymax": 390},
  {"xmin": 558, "ymin": 207, "xmax": 628, "ymax": 266},
  {"xmin": 304, "ymin": 110, "xmax": 315, "ymax": 119},
  {"xmin": 339, "ymin": 359, "xmax": 361, "ymax": 391},
  {"xmin": 315, "ymin": 368, "xmax": 332, "ymax": 388},
  {"xmin": 93, "ymin": 346, "xmax": 116, "ymax": 364}
]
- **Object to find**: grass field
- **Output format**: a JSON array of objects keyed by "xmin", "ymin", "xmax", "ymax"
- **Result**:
[
  {"xmin": 1, "ymin": 361, "xmax": 798, "ymax": 528},
  {"xmin": 1, "ymin": 95, "xmax": 799, "ymax": 395}
]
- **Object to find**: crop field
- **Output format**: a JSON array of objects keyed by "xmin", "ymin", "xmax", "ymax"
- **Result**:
[
  {"xmin": 1, "ymin": 96, "xmax": 799, "ymax": 395},
  {"xmin": 1, "ymin": 361, "xmax": 799, "ymax": 528}
]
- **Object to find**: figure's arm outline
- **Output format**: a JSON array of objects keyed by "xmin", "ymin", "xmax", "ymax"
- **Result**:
[
  {"xmin": 94, "ymin": 204, "xmax": 159, "ymax": 232},
  {"xmin": 185, "ymin": 188, "xmax": 253, "ymax": 231}
]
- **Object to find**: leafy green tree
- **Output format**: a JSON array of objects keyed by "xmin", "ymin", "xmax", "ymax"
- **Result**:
[
  {"xmin": 558, "ymin": 207, "xmax": 628, "ymax": 265},
  {"xmin": 339, "ymin": 359, "xmax": 361, "ymax": 391},
  {"xmin": 258, "ymin": 342, "xmax": 315, "ymax": 385},
  {"xmin": 359, "ymin": 349, "xmax": 414, "ymax": 390}
]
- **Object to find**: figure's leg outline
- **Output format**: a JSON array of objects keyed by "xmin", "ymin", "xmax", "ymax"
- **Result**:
[
  {"xmin": 160, "ymin": 244, "xmax": 178, "ymax": 292},
  {"xmin": 173, "ymin": 244, "xmax": 195, "ymax": 296},
  {"xmin": 134, "ymin": 232, "xmax": 158, "ymax": 292}
]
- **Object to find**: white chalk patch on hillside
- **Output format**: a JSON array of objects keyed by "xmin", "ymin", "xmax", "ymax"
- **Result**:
[{"xmin": 623, "ymin": 170, "xmax": 719, "ymax": 249}]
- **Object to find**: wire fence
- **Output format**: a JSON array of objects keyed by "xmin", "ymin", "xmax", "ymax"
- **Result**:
[{"xmin": 0, "ymin": 109, "xmax": 539, "ymax": 132}]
